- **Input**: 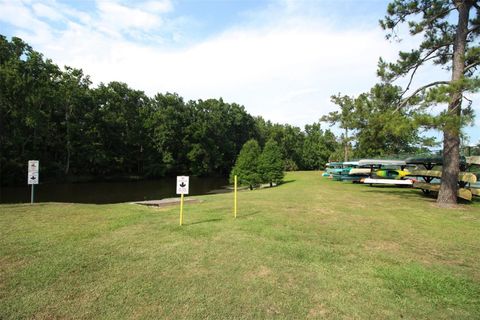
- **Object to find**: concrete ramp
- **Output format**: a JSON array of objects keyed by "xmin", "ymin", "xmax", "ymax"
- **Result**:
[{"xmin": 133, "ymin": 197, "xmax": 202, "ymax": 207}]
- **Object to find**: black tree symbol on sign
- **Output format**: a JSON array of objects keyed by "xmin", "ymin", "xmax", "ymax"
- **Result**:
[{"xmin": 179, "ymin": 182, "xmax": 186, "ymax": 188}]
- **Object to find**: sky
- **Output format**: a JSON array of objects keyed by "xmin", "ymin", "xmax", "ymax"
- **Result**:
[{"xmin": 0, "ymin": 0, "xmax": 478, "ymax": 144}]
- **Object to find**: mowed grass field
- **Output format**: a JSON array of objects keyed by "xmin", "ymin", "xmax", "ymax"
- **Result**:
[{"xmin": 1, "ymin": 171, "xmax": 480, "ymax": 319}]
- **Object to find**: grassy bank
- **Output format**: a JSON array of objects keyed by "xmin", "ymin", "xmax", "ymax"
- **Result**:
[{"xmin": 1, "ymin": 171, "xmax": 479, "ymax": 319}]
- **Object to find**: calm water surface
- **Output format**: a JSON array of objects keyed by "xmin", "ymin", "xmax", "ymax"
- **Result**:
[{"xmin": 0, "ymin": 177, "xmax": 229, "ymax": 204}]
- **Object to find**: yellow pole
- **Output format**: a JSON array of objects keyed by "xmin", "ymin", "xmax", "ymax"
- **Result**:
[
  {"xmin": 180, "ymin": 193, "xmax": 184, "ymax": 226},
  {"xmin": 234, "ymin": 175, "xmax": 237, "ymax": 218}
]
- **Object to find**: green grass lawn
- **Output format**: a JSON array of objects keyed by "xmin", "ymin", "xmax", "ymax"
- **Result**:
[{"xmin": 1, "ymin": 171, "xmax": 480, "ymax": 319}]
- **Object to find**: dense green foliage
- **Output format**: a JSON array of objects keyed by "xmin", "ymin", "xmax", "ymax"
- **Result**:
[
  {"xmin": 255, "ymin": 118, "xmax": 307, "ymax": 170},
  {"xmin": 0, "ymin": 36, "xmax": 342, "ymax": 186},
  {"xmin": 231, "ymin": 138, "xmax": 287, "ymax": 188},
  {"xmin": 258, "ymin": 139, "xmax": 284, "ymax": 186},
  {"xmin": 230, "ymin": 139, "xmax": 262, "ymax": 190},
  {"xmin": 353, "ymin": 84, "xmax": 427, "ymax": 157},
  {"xmin": 302, "ymin": 123, "xmax": 338, "ymax": 169},
  {"xmin": 322, "ymin": 84, "xmax": 435, "ymax": 160}
]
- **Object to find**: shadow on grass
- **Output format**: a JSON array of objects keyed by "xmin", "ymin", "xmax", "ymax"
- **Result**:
[
  {"xmin": 187, "ymin": 210, "xmax": 261, "ymax": 225},
  {"xmin": 358, "ymin": 186, "xmax": 437, "ymax": 202},
  {"xmin": 254, "ymin": 180, "xmax": 296, "ymax": 193},
  {"xmin": 0, "ymin": 202, "xmax": 62, "ymax": 209},
  {"xmin": 188, "ymin": 218, "xmax": 223, "ymax": 225},
  {"xmin": 0, "ymin": 204, "xmax": 30, "ymax": 209},
  {"xmin": 358, "ymin": 186, "xmax": 479, "ymax": 205},
  {"xmin": 212, "ymin": 180, "xmax": 296, "ymax": 194},
  {"xmin": 236, "ymin": 210, "xmax": 261, "ymax": 218}
]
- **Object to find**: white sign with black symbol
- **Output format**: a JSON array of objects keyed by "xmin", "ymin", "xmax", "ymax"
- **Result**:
[
  {"xmin": 176, "ymin": 176, "xmax": 189, "ymax": 195},
  {"xmin": 28, "ymin": 160, "xmax": 39, "ymax": 185}
]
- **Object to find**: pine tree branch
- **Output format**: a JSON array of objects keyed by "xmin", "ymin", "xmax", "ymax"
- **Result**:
[
  {"xmin": 464, "ymin": 60, "xmax": 480, "ymax": 72},
  {"xmin": 388, "ymin": 11, "xmax": 421, "ymax": 30},
  {"xmin": 400, "ymin": 52, "xmax": 451, "ymax": 96},
  {"xmin": 387, "ymin": 41, "xmax": 452, "ymax": 82},
  {"xmin": 395, "ymin": 81, "xmax": 450, "ymax": 112},
  {"xmin": 421, "ymin": 6, "xmax": 456, "ymax": 29},
  {"xmin": 384, "ymin": 4, "xmax": 454, "ymax": 37},
  {"xmin": 468, "ymin": 24, "xmax": 480, "ymax": 34},
  {"xmin": 382, "ymin": 4, "xmax": 424, "ymax": 37}
]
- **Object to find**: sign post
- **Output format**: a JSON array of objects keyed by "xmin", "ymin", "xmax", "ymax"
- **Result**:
[
  {"xmin": 180, "ymin": 193, "xmax": 184, "ymax": 225},
  {"xmin": 234, "ymin": 175, "xmax": 237, "ymax": 218},
  {"xmin": 28, "ymin": 160, "xmax": 39, "ymax": 204},
  {"xmin": 176, "ymin": 176, "xmax": 189, "ymax": 226}
]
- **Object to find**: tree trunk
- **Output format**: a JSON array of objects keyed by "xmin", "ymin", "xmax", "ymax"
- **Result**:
[
  {"xmin": 344, "ymin": 128, "xmax": 349, "ymax": 162},
  {"xmin": 437, "ymin": 0, "xmax": 471, "ymax": 206}
]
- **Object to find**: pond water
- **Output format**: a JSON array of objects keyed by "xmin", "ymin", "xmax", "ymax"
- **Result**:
[{"xmin": 0, "ymin": 177, "xmax": 230, "ymax": 204}]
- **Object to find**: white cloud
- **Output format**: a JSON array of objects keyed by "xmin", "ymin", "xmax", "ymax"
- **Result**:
[
  {"xmin": 32, "ymin": 2, "xmax": 64, "ymax": 21},
  {"xmin": 143, "ymin": 0, "xmax": 173, "ymax": 13},
  {"xmin": 117, "ymin": 22, "xmax": 400, "ymax": 125},
  {"xmin": 0, "ymin": 0, "xmax": 56, "ymax": 46},
  {"xmin": 95, "ymin": 1, "xmax": 163, "ymax": 36},
  {"xmin": 0, "ymin": 1, "xmax": 45, "ymax": 30}
]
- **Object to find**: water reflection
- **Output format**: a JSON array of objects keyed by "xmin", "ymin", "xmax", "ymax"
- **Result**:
[{"xmin": 0, "ymin": 177, "xmax": 229, "ymax": 204}]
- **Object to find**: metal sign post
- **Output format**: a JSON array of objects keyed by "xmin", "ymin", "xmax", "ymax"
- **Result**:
[
  {"xmin": 176, "ymin": 176, "xmax": 189, "ymax": 225},
  {"xmin": 234, "ymin": 175, "xmax": 237, "ymax": 218},
  {"xmin": 28, "ymin": 160, "xmax": 39, "ymax": 204}
]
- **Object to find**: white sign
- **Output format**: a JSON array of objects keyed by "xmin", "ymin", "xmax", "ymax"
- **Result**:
[
  {"xmin": 28, "ymin": 171, "xmax": 39, "ymax": 185},
  {"xmin": 176, "ymin": 176, "xmax": 189, "ymax": 195},
  {"xmin": 28, "ymin": 160, "xmax": 39, "ymax": 173},
  {"xmin": 28, "ymin": 160, "xmax": 39, "ymax": 185}
]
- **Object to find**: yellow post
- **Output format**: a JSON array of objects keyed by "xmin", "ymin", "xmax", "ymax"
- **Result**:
[
  {"xmin": 234, "ymin": 175, "xmax": 237, "ymax": 218},
  {"xmin": 180, "ymin": 193, "xmax": 184, "ymax": 226}
]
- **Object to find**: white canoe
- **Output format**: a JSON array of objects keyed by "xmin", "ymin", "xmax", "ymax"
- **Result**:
[{"xmin": 363, "ymin": 178, "xmax": 413, "ymax": 185}]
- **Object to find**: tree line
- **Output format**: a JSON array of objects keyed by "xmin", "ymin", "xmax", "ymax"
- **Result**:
[
  {"xmin": 0, "ymin": 35, "xmax": 343, "ymax": 186},
  {"xmin": 2, "ymin": 22, "xmax": 476, "ymax": 194}
]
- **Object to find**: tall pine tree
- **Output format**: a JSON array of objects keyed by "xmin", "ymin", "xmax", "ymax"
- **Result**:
[
  {"xmin": 259, "ymin": 139, "xmax": 284, "ymax": 187},
  {"xmin": 379, "ymin": 0, "xmax": 480, "ymax": 206},
  {"xmin": 230, "ymin": 139, "xmax": 262, "ymax": 190}
]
